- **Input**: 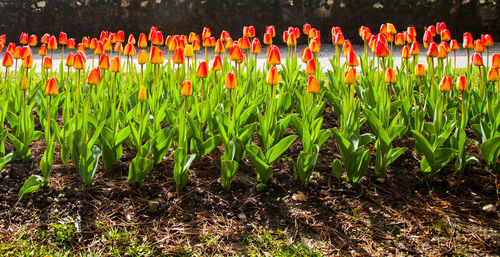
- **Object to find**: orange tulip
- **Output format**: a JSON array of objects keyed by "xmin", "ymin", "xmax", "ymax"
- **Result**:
[
  {"xmin": 23, "ymin": 54, "xmax": 33, "ymax": 69},
  {"xmin": 344, "ymin": 67, "xmax": 356, "ymax": 85},
  {"xmin": 73, "ymin": 53, "xmax": 85, "ymax": 70},
  {"xmin": 19, "ymin": 32, "xmax": 28, "ymax": 45},
  {"xmin": 215, "ymin": 39, "xmax": 225, "ymax": 54},
  {"xmin": 307, "ymin": 75, "xmax": 320, "ymax": 93},
  {"xmin": 410, "ymin": 41, "xmax": 420, "ymax": 56},
  {"xmin": 42, "ymin": 57, "xmax": 53, "ymax": 70},
  {"xmin": 437, "ymin": 43, "xmax": 447, "ymax": 59},
  {"xmin": 184, "ymin": 44, "xmax": 194, "ymax": 58},
  {"xmin": 138, "ymin": 50, "xmax": 147, "ymax": 65},
  {"xmin": 138, "ymin": 33, "xmax": 147, "ymax": 48},
  {"xmin": 394, "ymin": 33, "xmax": 405, "ymax": 46},
  {"xmin": 225, "ymin": 38, "xmax": 234, "ymax": 49},
  {"xmin": 450, "ymin": 39, "xmax": 459, "ymax": 51},
  {"xmin": 99, "ymin": 54, "xmax": 110, "ymax": 69},
  {"xmin": 172, "ymin": 47, "xmax": 184, "ymax": 64},
  {"xmin": 20, "ymin": 76, "xmax": 28, "ymax": 91},
  {"xmin": 181, "ymin": 80, "xmax": 193, "ymax": 96},
  {"xmin": 406, "ymin": 32, "xmax": 416, "ymax": 44},
  {"xmin": 384, "ymin": 68, "xmax": 396, "ymax": 83},
  {"xmin": 148, "ymin": 26, "xmax": 157, "ymax": 41},
  {"xmin": 116, "ymin": 30, "xmax": 125, "ymax": 43},
  {"xmin": 219, "ymin": 30, "xmax": 230, "ymax": 42},
  {"xmin": 482, "ymin": 34, "xmax": 493, "ymax": 48},
  {"xmin": 346, "ymin": 49, "xmax": 359, "ymax": 67},
  {"xmin": 48, "ymin": 36, "xmax": 57, "ymax": 51},
  {"xmin": 309, "ymin": 37, "xmax": 320, "ymax": 53},
  {"xmin": 100, "ymin": 31, "xmax": 109, "ymax": 42},
  {"xmin": 114, "ymin": 42, "xmax": 123, "ymax": 54},
  {"xmin": 300, "ymin": 47, "xmax": 312, "ymax": 63},
  {"xmin": 492, "ymin": 53, "xmax": 500, "ymax": 68},
  {"xmin": 103, "ymin": 38, "xmax": 112, "ymax": 52},
  {"xmin": 196, "ymin": 61, "xmax": 208, "ymax": 78},
  {"xmin": 65, "ymin": 52, "xmax": 75, "ymax": 67},
  {"xmin": 124, "ymin": 43, "xmax": 136, "ymax": 57},
  {"xmin": 150, "ymin": 46, "xmax": 163, "ymax": 64},
  {"xmin": 472, "ymin": 53, "xmax": 483, "ymax": 66},
  {"xmin": 268, "ymin": 45, "xmax": 281, "ymax": 66},
  {"xmin": 41, "ymin": 33, "xmax": 50, "ymax": 44},
  {"xmin": 225, "ymin": 72, "xmax": 236, "ymax": 89},
  {"xmin": 230, "ymin": 45, "xmax": 244, "ymax": 63},
  {"xmin": 21, "ymin": 46, "xmax": 32, "ymax": 61},
  {"xmin": 456, "ymin": 75, "xmax": 467, "ymax": 91},
  {"xmin": 58, "ymin": 32, "xmax": 67, "ymax": 45},
  {"xmin": 333, "ymin": 33, "xmax": 344, "ymax": 46},
  {"xmin": 439, "ymin": 76, "xmax": 452, "ymax": 92},
  {"xmin": 436, "ymin": 22, "xmax": 446, "ymax": 35},
  {"xmin": 128, "ymin": 34, "xmax": 136, "ymax": 45},
  {"xmin": 239, "ymin": 35, "xmax": 251, "ymax": 50},
  {"xmin": 82, "ymin": 36, "xmax": 90, "ymax": 48},
  {"xmin": 426, "ymin": 25, "xmax": 436, "ymax": 37},
  {"xmin": 401, "ymin": 46, "xmax": 411, "ymax": 59},
  {"xmin": 362, "ymin": 27, "xmax": 372, "ymax": 42},
  {"xmin": 87, "ymin": 68, "xmax": 101, "ymax": 85},
  {"xmin": 211, "ymin": 55, "xmax": 222, "ymax": 71},
  {"xmin": 427, "ymin": 42, "xmax": 438, "ymax": 58},
  {"xmin": 303, "ymin": 23, "xmax": 311, "ymax": 35},
  {"xmin": 407, "ymin": 26, "xmax": 417, "ymax": 36},
  {"xmin": 305, "ymin": 59, "xmax": 316, "ymax": 75},
  {"xmin": 251, "ymin": 38, "xmax": 262, "ymax": 54},
  {"xmin": 90, "ymin": 38, "xmax": 98, "ymax": 50},
  {"xmin": 110, "ymin": 56, "xmax": 121, "ymax": 72},
  {"xmin": 488, "ymin": 67, "xmax": 499, "ymax": 82},
  {"xmin": 12, "ymin": 46, "xmax": 21, "ymax": 59},
  {"xmin": 44, "ymin": 77, "xmax": 58, "ymax": 95},
  {"xmin": 440, "ymin": 29, "xmax": 451, "ymax": 42},
  {"xmin": 342, "ymin": 40, "xmax": 352, "ymax": 57},
  {"xmin": 67, "ymin": 38, "xmax": 75, "ymax": 49},
  {"xmin": 423, "ymin": 30, "xmax": 433, "ymax": 44},
  {"xmin": 262, "ymin": 33, "xmax": 272, "ymax": 46},
  {"xmin": 386, "ymin": 23, "xmax": 396, "ymax": 34},
  {"xmin": 266, "ymin": 66, "xmax": 279, "ymax": 86},
  {"xmin": 202, "ymin": 27, "xmax": 211, "ymax": 39},
  {"xmin": 76, "ymin": 43, "xmax": 85, "ymax": 53},
  {"xmin": 474, "ymin": 39, "xmax": 485, "ymax": 53},
  {"xmin": 376, "ymin": 40, "xmax": 389, "ymax": 57},
  {"xmin": 138, "ymin": 86, "xmax": 147, "ymax": 103},
  {"xmin": 266, "ymin": 25, "xmax": 276, "ymax": 38},
  {"xmin": 192, "ymin": 38, "xmax": 201, "ymax": 52},
  {"xmin": 463, "ymin": 32, "xmax": 473, "ymax": 49},
  {"xmin": 28, "ymin": 35, "xmax": 37, "ymax": 46},
  {"xmin": 152, "ymin": 31, "xmax": 164, "ymax": 46}
]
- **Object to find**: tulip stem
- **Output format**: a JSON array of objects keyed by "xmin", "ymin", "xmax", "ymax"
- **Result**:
[
  {"xmin": 3, "ymin": 67, "xmax": 8, "ymax": 95},
  {"xmin": 61, "ymin": 47, "xmax": 64, "ymax": 64},
  {"xmin": 453, "ymin": 51, "xmax": 456, "ymax": 71},
  {"xmin": 14, "ymin": 59, "xmax": 17, "ymax": 80},
  {"xmin": 76, "ymin": 70, "xmax": 81, "ymax": 116},
  {"xmin": 47, "ymin": 96, "xmax": 51, "ymax": 144},
  {"xmin": 486, "ymin": 48, "xmax": 489, "ymax": 68},
  {"xmin": 201, "ymin": 78, "xmax": 205, "ymax": 100}
]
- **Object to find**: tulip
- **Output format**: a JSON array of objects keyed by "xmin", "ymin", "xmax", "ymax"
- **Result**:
[
  {"xmin": 87, "ymin": 67, "xmax": 101, "ymax": 86},
  {"xmin": 41, "ymin": 33, "xmax": 50, "ymax": 44},
  {"xmin": 48, "ymin": 36, "xmax": 57, "ymax": 60},
  {"xmin": 138, "ymin": 33, "xmax": 147, "ymax": 48},
  {"xmin": 265, "ymin": 25, "xmax": 276, "ymax": 38},
  {"xmin": 440, "ymin": 29, "xmax": 451, "ymax": 42},
  {"xmin": 488, "ymin": 67, "xmax": 499, "ymax": 82},
  {"xmin": 103, "ymin": 38, "xmax": 112, "ymax": 53},
  {"xmin": 20, "ymin": 75, "xmax": 28, "ymax": 91},
  {"xmin": 309, "ymin": 37, "xmax": 320, "ymax": 56},
  {"xmin": 423, "ymin": 30, "xmax": 433, "ymax": 45},
  {"xmin": 138, "ymin": 85, "xmax": 147, "ymax": 103},
  {"xmin": 456, "ymin": 75, "xmax": 467, "ymax": 91},
  {"xmin": 436, "ymin": 22, "xmax": 446, "ymax": 35},
  {"xmin": 114, "ymin": 42, "xmax": 123, "ymax": 57},
  {"xmin": 492, "ymin": 53, "xmax": 500, "ymax": 68},
  {"xmin": 65, "ymin": 52, "xmax": 75, "ymax": 67},
  {"xmin": 45, "ymin": 77, "xmax": 58, "ymax": 96},
  {"xmin": 152, "ymin": 31, "xmax": 164, "ymax": 46},
  {"xmin": 264, "ymin": 33, "xmax": 272, "ymax": 46},
  {"xmin": 307, "ymin": 75, "xmax": 320, "ymax": 94},
  {"xmin": 19, "ymin": 32, "xmax": 28, "ymax": 45},
  {"xmin": 474, "ymin": 39, "xmax": 485, "ymax": 53},
  {"xmin": 300, "ymin": 47, "xmax": 312, "ymax": 64},
  {"xmin": 410, "ymin": 41, "xmax": 420, "ymax": 56},
  {"xmin": 73, "ymin": 53, "xmax": 85, "ymax": 70},
  {"xmin": 181, "ymin": 80, "xmax": 193, "ymax": 96},
  {"xmin": 427, "ymin": 42, "xmax": 439, "ymax": 58},
  {"xmin": 437, "ymin": 43, "xmax": 447, "ymax": 59},
  {"xmin": 128, "ymin": 34, "xmax": 136, "ymax": 45},
  {"xmin": 439, "ymin": 75, "xmax": 452, "ymax": 92},
  {"xmin": 394, "ymin": 33, "xmax": 405, "ymax": 46},
  {"xmin": 415, "ymin": 63, "xmax": 426, "ymax": 77},
  {"xmin": 303, "ymin": 23, "xmax": 311, "ymax": 36},
  {"xmin": 472, "ymin": 53, "xmax": 483, "ymax": 66},
  {"xmin": 214, "ymin": 39, "xmax": 225, "ymax": 55},
  {"xmin": 268, "ymin": 45, "xmax": 281, "ymax": 66},
  {"xmin": 42, "ymin": 56, "xmax": 52, "ymax": 70},
  {"xmin": 28, "ymin": 35, "xmax": 37, "ymax": 47},
  {"xmin": 173, "ymin": 47, "xmax": 184, "ymax": 64},
  {"xmin": 344, "ymin": 67, "xmax": 356, "ymax": 85},
  {"xmin": 81, "ymin": 36, "xmax": 89, "ymax": 48},
  {"xmin": 22, "ymin": 54, "xmax": 33, "ymax": 69},
  {"xmin": 110, "ymin": 56, "xmax": 121, "ymax": 73},
  {"xmin": 406, "ymin": 32, "xmax": 416, "ymax": 44},
  {"xmin": 67, "ymin": 38, "xmax": 75, "ymax": 50},
  {"xmin": 376, "ymin": 40, "xmax": 389, "ymax": 57},
  {"xmin": 148, "ymin": 26, "xmax": 157, "ymax": 41},
  {"xmin": 263, "ymin": 65, "xmax": 279, "ymax": 87},
  {"xmin": 212, "ymin": 55, "xmax": 222, "ymax": 71},
  {"xmin": 345, "ymin": 49, "xmax": 359, "ymax": 67},
  {"xmin": 99, "ymin": 53, "xmax": 110, "ymax": 70},
  {"xmin": 94, "ymin": 41, "xmax": 104, "ymax": 56},
  {"xmin": 305, "ymin": 59, "xmax": 316, "ymax": 75},
  {"xmin": 202, "ymin": 27, "xmax": 211, "ymax": 39},
  {"xmin": 225, "ymin": 72, "xmax": 236, "ymax": 90},
  {"xmin": 58, "ymin": 32, "xmax": 67, "ymax": 60},
  {"xmin": 2, "ymin": 51, "xmax": 13, "ymax": 89},
  {"xmin": 384, "ymin": 68, "xmax": 396, "ymax": 84},
  {"xmin": 342, "ymin": 40, "xmax": 352, "ymax": 57},
  {"xmin": 401, "ymin": 46, "xmax": 410, "ymax": 59},
  {"xmin": 138, "ymin": 50, "xmax": 147, "ymax": 65}
]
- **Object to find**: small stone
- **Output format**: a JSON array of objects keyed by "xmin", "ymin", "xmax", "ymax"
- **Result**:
[
  {"xmin": 376, "ymin": 178, "xmax": 386, "ymax": 183},
  {"xmin": 237, "ymin": 213, "xmax": 246, "ymax": 220},
  {"xmin": 482, "ymin": 204, "xmax": 496, "ymax": 213},
  {"xmin": 292, "ymin": 192, "xmax": 307, "ymax": 201},
  {"xmin": 47, "ymin": 197, "xmax": 54, "ymax": 203},
  {"xmin": 58, "ymin": 193, "xmax": 64, "ymax": 198},
  {"xmin": 148, "ymin": 200, "xmax": 160, "ymax": 212}
]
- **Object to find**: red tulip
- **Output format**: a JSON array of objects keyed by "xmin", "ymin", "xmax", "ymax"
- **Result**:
[
  {"xmin": 2, "ymin": 51, "xmax": 13, "ymax": 67},
  {"xmin": 41, "ymin": 33, "xmax": 50, "ymax": 44},
  {"xmin": 172, "ymin": 47, "xmax": 184, "ymax": 64},
  {"xmin": 307, "ymin": 75, "xmax": 320, "ymax": 93},
  {"xmin": 472, "ymin": 53, "xmax": 483, "ymax": 66},
  {"xmin": 59, "ymin": 32, "xmax": 67, "ymax": 45},
  {"xmin": 48, "ymin": 36, "xmax": 57, "ymax": 51},
  {"xmin": 346, "ymin": 49, "xmax": 359, "ymax": 67},
  {"xmin": 427, "ymin": 42, "xmax": 438, "ymax": 58},
  {"xmin": 116, "ymin": 30, "xmax": 125, "ymax": 42},
  {"xmin": 211, "ymin": 55, "xmax": 222, "ymax": 71},
  {"xmin": 488, "ymin": 67, "xmax": 499, "ymax": 82},
  {"xmin": 384, "ymin": 68, "xmax": 396, "ymax": 83},
  {"xmin": 376, "ymin": 40, "xmax": 389, "ymax": 57},
  {"xmin": 492, "ymin": 53, "xmax": 500, "ymax": 68},
  {"xmin": 44, "ymin": 77, "xmax": 58, "ymax": 95},
  {"xmin": 87, "ymin": 68, "xmax": 101, "ymax": 85},
  {"xmin": 65, "ymin": 52, "xmax": 75, "ymax": 67},
  {"xmin": 463, "ymin": 32, "xmax": 473, "ymax": 49},
  {"xmin": 28, "ymin": 35, "xmax": 37, "ymax": 46},
  {"xmin": 67, "ymin": 38, "xmax": 75, "ymax": 49},
  {"xmin": 482, "ymin": 34, "xmax": 494, "ymax": 48},
  {"xmin": 99, "ymin": 54, "xmax": 110, "ymax": 69},
  {"xmin": 344, "ymin": 67, "xmax": 356, "ymax": 85},
  {"xmin": 268, "ymin": 45, "xmax": 281, "ymax": 65},
  {"xmin": 42, "ymin": 56, "xmax": 52, "ymax": 69},
  {"xmin": 225, "ymin": 72, "xmax": 236, "ymax": 89},
  {"xmin": 138, "ymin": 33, "xmax": 148, "ymax": 48},
  {"xmin": 456, "ymin": 75, "xmax": 468, "ymax": 91},
  {"xmin": 181, "ymin": 80, "xmax": 193, "ymax": 96},
  {"xmin": 19, "ymin": 32, "xmax": 28, "ymax": 45},
  {"xmin": 251, "ymin": 38, "xmax": 262, "ymax": 54},
  {"xmin": 196, "ymin": 61, "xmax": 208, "ymax": 78},
  {"xmin": 439, "ymin": 75, "xmax": 452, "ymax": 92},
  {"xmin": 305, "ymin": 59, "xmax": 316, "ymax": 75}
]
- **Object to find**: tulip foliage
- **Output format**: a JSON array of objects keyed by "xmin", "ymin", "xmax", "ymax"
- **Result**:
[{"xmin": 0, "ymin": 23, "xmax": 496, "ymax": 201}]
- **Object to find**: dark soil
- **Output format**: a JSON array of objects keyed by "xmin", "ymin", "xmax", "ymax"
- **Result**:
[{"xmin": 0, "ymin": 107, "xmax": 499, "ymax": 256}]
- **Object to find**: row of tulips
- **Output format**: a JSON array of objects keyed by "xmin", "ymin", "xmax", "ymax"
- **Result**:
[{"xmin": 0, "ymin": 22, "xmax": 498, "ymax": 201}]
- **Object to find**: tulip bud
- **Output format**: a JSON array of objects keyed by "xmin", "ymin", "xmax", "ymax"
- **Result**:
[
  {"xmin": 307, "ymin": 75, "xmax": 320, "ymax": 94},
  {"xmin": 474, "ymin": 39, "xmax": 485, "ymax": 53},
  {"xmin": 196, "ymin": 61, "xmax": 208, "ymax": 78},
  {"xmin": 309, "ymin": 38, "xmax": 321, "ymax": 54},
  {"xmin": 376, "ymin": 40, "xmax": 389, "ymax": 57},
  {"xmin": 41, "ymin": 33, "xmax": 50, "ymax": 44},
  {"xmin": 333, "ymin": 33, "xmax": 344, "ymax": 46},
  {"xmin": 436, "ymin": 22, "xmax": 446, "ymax": 35},
  {"xmin": 184, "ymin": 44, "xmax": 194, "ymax": 58},
  {"xmin": 301, "ymin": 47, "xmax": 312, "ymax": 63},
  {"xmin": 152, "ymin": 31, "xmax": 164, "ymax": 46},
  {"xmin": 386, "ymin": 23, "xmax": 396, "ymax": 34},
  {"xmin": 225, "ymin": 72, "xmax": 236, "ymax": 90},
  {"xmin": 20, "ymin": 46, "xmax": 31, "ymax": 60},
  {"xmin": 65, "ymin": 52, "xmax": 75, "ymax": 67},
  {"xmin": 28, "ymin": 35, "xmax": 38, "ymax": 47},
  {"xmin": 423, "ymin": 30, "xmax": 433, "ymax": 44},
  {"xmin": 482, "ymin": 34, "xmax": 494, "ymax": 48},
  {"xmin": 346, "ymin": 49, "xmax": 359, "ymax": 67},
  {"xmin": 240, "ymin": 36, "xmax": 251, "ymax": 50},
  {"xmin": 19, "ymin": 32, "xmax": 28, "ymax": 45},
  {"xmin": 229, "ymin": 45, "xmax": 244, "ymax": 63},
  {"xmin": 138, "ymin": 50, "xmax": 148, "ymax": 65},
  {"xmin": 73, "ymin": 53, "xmax": 85, "ymax": 70},
  {"xmin": 99, "ymin": 53, "xmax": 110, "ymax": 70},
  {"xmin": 215, "ymin": 39, "xmax": 225, "ymax": 54},
  {"xmin": 90, "ymin": 38, "xmax": 98, "ymax": 50},
  {"xmin": 42, "ymin": 57, "xmax": 52, "ymax": 69},
  {"xmin": 440, "ymin": 29, "xmax": 451, "ymax": 42},
  {"xmin": 148, "ymin": 26, "xmax": 157, "ymax": 41},
  {"xmin": 303, "ymin": 23, "xmax": 311, "ymax": 35},
  {"xmin": 59, "ymin": 32, "xmax": 67, "ymax": 45},
  {"xmin": 138, "ymin": 33, "xmax": 148, "ymax": 48},
  {"xmin": 12, "ymin": 46, "xmax": 21, "ymax": 59},
  {"xmin": 110, "ymin": 56, "xmax": 121, "ymax": 73},
  {"xmin": 225, "ymin": 38, "xmax": 233, "ymax": 49},
  {"xmin": 172, "ymin": 48, "xmax": 184, "ymax": 64},
  {"xmin": 138, "ymin": 86, "xmax": 147, "ymax": 103},
  {"xmin": 450, "ymin": 39, "xmax": 459, "ymax": 51},
  {"xmin": 124, "ymin": 42, "xmax": 136, "ymax": 57},
  {"xmin": 492, "ymin": 53, "xmax": 500, "ymax": 68},
  {"xmin": 463, "ymin": 32, "xmax": 473, "ymax": 49},
  {"xmin": 211, "ymin": 55, "xmax": 222, "ymax": 71},
  {"xmin": 401, "ymin": 46, "xmax": 411, "ymax": 59},
  {"xmin": 23, "ymin": 54, "xmax": 33, "ymax": 69},
  {"xmin": 488, "ymin": 67, "xmax": 499, "ymax": 82},
  {"xmin": 116, "ymin": 30, "xmax": 125, "ymax": 43},
  {"xmin": 437, "ymin": 43, "xmax": 447, "ymax": 59},
  {"xmin": 67, "ymin": 38, "xmax": 75, "ymax": 49},
  {"xmin": 251, "ymin": 38, "xmax": 261, "ymax": 54},
  {"xmin": 181, "ymin": 80, "xmax": 193, "ymax": 96},
  {"xmin": 264, "ymin": 33, "xmax": 273, "ymax": 45},
  {"xmin": 305, "ymin": 59, "xmax": 316, "ymax": 75},
  {"xmin": 103, "ymin": 38, "xmax": 112, "ymax": 52},
  {"xmin": 384, "ymin": 68, "xmax": 396, "ymax": 84},
  {"xmin": 394, "ymin": 33, "xmax": 405, "ymax": 46},
  {"xmin": 20, "ymin": 76, "xmax": 28, "ymax": 91},
  {"xmin": 220, "ymin": 30, "xmax": 231, "ymax": 42},
  {"xmin": 202, "ymin": 27, "xmax": 211, "ymax": 39},
  {"xmin": 344, "ymin": 67, "xmax": 356, "ymax": 85},
  {"xmin": 472, "ymin": 53, "xmax": 483, "ymax": 66},
  {"xmin": 427, "ymin": 42, "xmax": 438, "ymax": 58},
  {"xmin": 114, "ymin": 42, "xmax": 123, "ymax": 54},
  {"xmin": 82, "ymin": 37, "xmax": 90, "ymax": 48},
  {"xmin": 44, "ymin": 77, "xmax": 58, "ymax": 95},
  {"xmin": 128, "ymin": 34, "xmax": 136, "ymax": 45},
  {"xmin": 48, "ymin": 36, "xmax": 57, "ymax": 51},
  {"xmin": 456, "ymin": 75, "xmax": 467, "ymax": 91},
  {"xmin": 87, "ymin": 68, "xmax": 101, "ymax": 85},
  {"xmin": 268, "ymin": 45, "xmax": 281, "ymax": 66},
  {"xmin": 439, "ymin": 76, "xmax": 452, "ymax": 92},
  {"xmin": 266, "ymin": 66, "xmax": 279, "ymax": 86}
]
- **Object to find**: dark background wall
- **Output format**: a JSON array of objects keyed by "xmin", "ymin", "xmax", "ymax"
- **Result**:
[{"xmin": 0, "ymin": 0, "xmax": 499, "ymax": 44}]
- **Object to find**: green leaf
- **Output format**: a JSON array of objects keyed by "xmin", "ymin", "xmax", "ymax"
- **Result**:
[
  {"xmin": 267, "ymin": 135, "xmax": 298, "ymax": 163},
  {"xmin": 18, "ymin": 175, "xmax": 43, "ymax": 201},
  {"xmin": 331, "ymin": 159, "xmax": 343, "ymax": 179},
  {"xmin": 481, "ymin": 136, "xmax": 500, "ymax": 166}
]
